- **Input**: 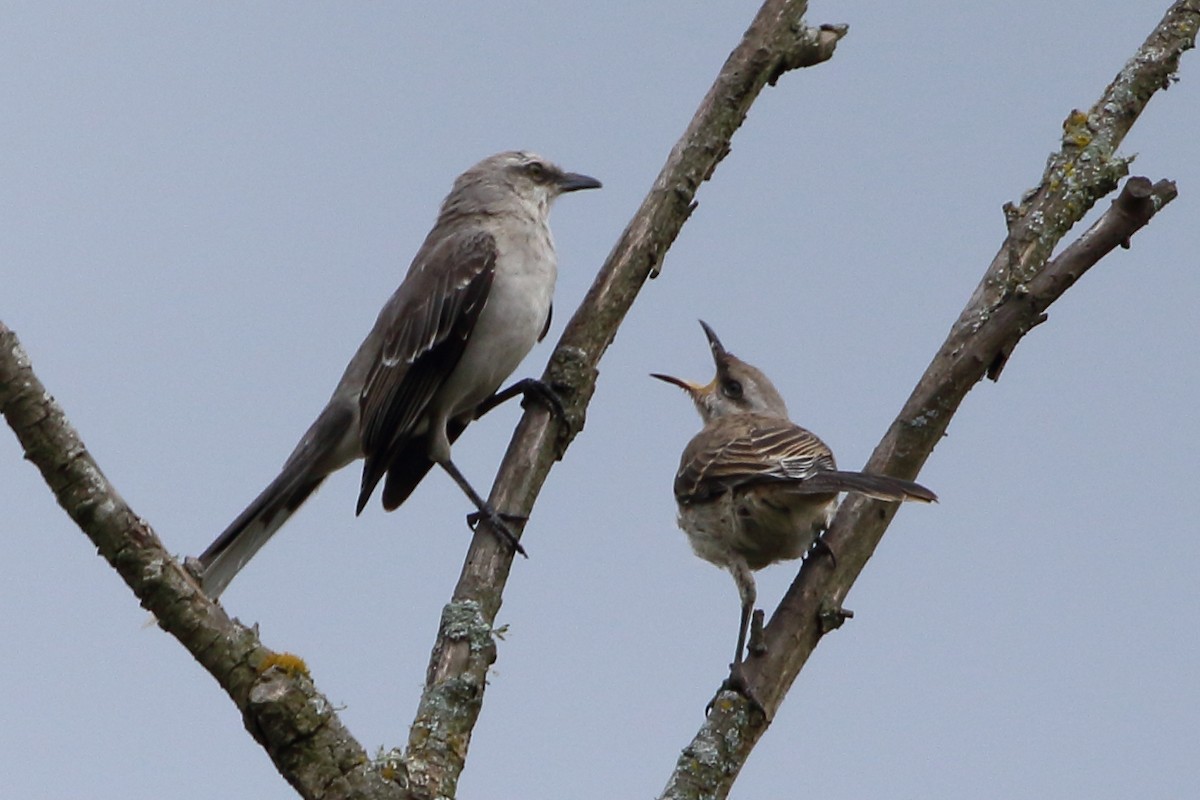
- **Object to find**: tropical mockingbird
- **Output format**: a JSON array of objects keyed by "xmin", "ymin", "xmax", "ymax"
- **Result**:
[
  {"xmin": 653, "ymin": 321, "xmax": 936, "ymax": 683},
  {"xmin": 198, "ymin": 151, "xmax": 600, "ymax": 599}
]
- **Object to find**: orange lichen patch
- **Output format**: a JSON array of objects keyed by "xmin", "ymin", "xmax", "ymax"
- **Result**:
[
  {"xmin": 257, "ymin": 651, "xmax": 310, "ymax": 677},
  {"xmin": 1061, "ymin": 108, "xmax": 1093, "ymax": 148}
]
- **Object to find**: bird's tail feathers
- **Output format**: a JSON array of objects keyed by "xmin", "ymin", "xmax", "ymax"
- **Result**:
[
  {"xmin": 199, "ymin": 402, "xmax": 355, "ymax": 599},
  {"xmin": 803, "ymin": 470, "xmax": 938, "ymax": 503},
  {"xmin": 198, "ymin": 464, "xmax": 325, "ymax": 600}
]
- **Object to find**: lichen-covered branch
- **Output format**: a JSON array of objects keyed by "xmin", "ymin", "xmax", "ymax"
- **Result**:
[
  {"xmin": 660, "ymin": 2, "xmax": 1196, "ymax": 798},
  {"xmin": 0, "ymin": 322, "xmax": 401, "ymax": 800},
  {"xmin": 401, "ymin": 1, "xmax": 847, "ymax": 796}
]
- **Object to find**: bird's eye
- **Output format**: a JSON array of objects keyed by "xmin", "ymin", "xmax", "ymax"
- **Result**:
[
  {"xmin": 524, "ymin": 162, "xmax": 549, "ymax": 181},
  {"xmin": 722, "ymin": 379, "xmax": 743, "ymax": 399}
]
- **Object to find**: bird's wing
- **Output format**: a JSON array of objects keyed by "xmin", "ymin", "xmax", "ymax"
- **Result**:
[
  {"xmin": 674, "ymin": 414, "xmax": 837, "ymax": 503},
  {"xmin": 358, "ymin": 227, "xmax": 497, "ymax": 470}
]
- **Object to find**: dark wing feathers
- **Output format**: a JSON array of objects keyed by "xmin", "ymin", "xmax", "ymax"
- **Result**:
[
  {"xmin": 379, "ymin": 417, "xmax": 468, "ymax": 511},
  {"xmin": 674, "ymin": 414, "xmax": 937, "ymax": 505},
  {"xmin": 355, "ymin": 229, "xmax": 497, "ymax": 513},
  {"xmin": 674, "ymin": 415, "xmax": 835, "ymax": 503}
]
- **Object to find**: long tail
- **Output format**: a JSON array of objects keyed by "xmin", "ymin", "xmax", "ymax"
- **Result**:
[
  {"xmin": 198, "ymin": 401, "xmax": 357, "ymax": 599},
  {"xmin": 800, "ymin": 470, "xmax": 938, "ymax": 503}
]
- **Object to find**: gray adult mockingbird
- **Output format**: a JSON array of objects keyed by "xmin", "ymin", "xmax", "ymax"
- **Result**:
[
  {"xmin": 653, "ymin": 322, "xmax": 936, "ymax": 681},
  {"xmin": 198, "ymin": 151, "xmax": 601, "ymax": 599}
]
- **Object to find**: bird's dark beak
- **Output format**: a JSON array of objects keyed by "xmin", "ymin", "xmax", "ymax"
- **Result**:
[
  {"xmin": 558, "ymin": 172, "xmax": 603, "ymax": 193},
  {"xmin": 698, "ymin": 320, "xmax": 728, "ymax": 365},
  {"xmin": 650, "ymin": 372, "xmax": 699, "ymax": 396}
]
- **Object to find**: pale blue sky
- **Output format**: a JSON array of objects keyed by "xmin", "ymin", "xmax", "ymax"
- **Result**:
[{"xmin": 3, "ymin": 3, "xmax": 1197, "ymax": 798}]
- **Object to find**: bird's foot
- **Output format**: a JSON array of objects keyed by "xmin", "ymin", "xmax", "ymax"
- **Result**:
[
  {"xmin": 706, "ymin": 661, "xmax": 768, "ymax": 719},
  {"xmin": 465, "ymin": 509, "xmax": 527, "ymax": 528},
  {"xmin": 513, "ymin": 377, "xmax": 566, "ymax": 420},
  {"xmin": 475, "ymin": 377, "xmax": 566, "ymax": 422},
  {"xmin": 466, "ymin": 506, "xmax": 529, "ymax": 557}
]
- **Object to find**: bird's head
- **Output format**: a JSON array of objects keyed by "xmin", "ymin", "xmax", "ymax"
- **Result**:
[
  {"xmin": 445, "ymin": 151, "xmax": 601, "ymax": 218},
  {"xmin": 652, "ymin": 320, "xmax": 790, "ymax": 423}
]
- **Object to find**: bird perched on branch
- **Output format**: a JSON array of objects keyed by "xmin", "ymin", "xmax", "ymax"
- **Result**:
[
  {"xmin": 197, "ymin": 151, "xmax": 601, "ymax": 599},
  {"xmin": 653, "ymin": 321, "xmax": 936, "ymax": 681}
]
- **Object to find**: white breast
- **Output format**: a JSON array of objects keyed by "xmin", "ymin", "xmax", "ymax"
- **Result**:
[{"xmin": 436, "ymin": 218, "xmax": 557, "ymax": 418}]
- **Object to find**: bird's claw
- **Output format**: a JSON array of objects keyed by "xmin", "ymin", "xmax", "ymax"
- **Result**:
[
  {"xmin": 515, "ymin": 377, "xmax": 567, "ymax": 421},
  {"xmin": 706, "ymin": 661, "xmax": 768, "ymax": 719},
  {"xmin": 465, "ymin": 508, "xmax": 529, "ymax": 557},
  {"xmin": 473, "ymin": 377, "xmax": 566, "ymax": 423}
]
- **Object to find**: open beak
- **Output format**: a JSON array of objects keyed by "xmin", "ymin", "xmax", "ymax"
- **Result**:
[
  {"xmin": 558, "ymin": 172, "xmax": 603, "ymax": 193},
  {"xmin": 652, "ymin": 319, "xmax": 732, "ymax": 396},
  {"xmin": 698, "ymin": 320, "xmax": 728, "ymax": 365},
  {"xmin": 650, "ymin": 372, "xmax": 698, "ymax": 396}
]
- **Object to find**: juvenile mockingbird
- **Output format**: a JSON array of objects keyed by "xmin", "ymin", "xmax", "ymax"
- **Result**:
[
  {"xmin": 198, "ymin": 151, "xmax": 601, "ymax": 599},
  {"xmin": 653, "ymin": 321, "xmax": 936, "ymax": 678}
]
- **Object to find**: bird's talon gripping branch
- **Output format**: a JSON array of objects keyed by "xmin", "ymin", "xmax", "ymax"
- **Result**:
[
  {"xmin": 465, "ymin": 508, "xmax": 529, "ymax": 557},
  {"xmin": 707, "ymin": 661, "xmax": 767, "ymax": 719},
  {"xmin": 474, "ymin": 377, "xmax": 566, "ymax": 422},
  {"xmin": 465, "ymin": 510, "xmax": 527, "ymax": 528},
  {"xmin": 518, "ymin": 378, "xmax": 567, "ymax": 420}
]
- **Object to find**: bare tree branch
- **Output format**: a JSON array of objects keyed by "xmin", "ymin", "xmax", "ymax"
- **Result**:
[
  {"xmin": 660, "ymin": 2, "xmax": 1196, "ymax": 797},
  {"xmin": 0, "ymin": 2, "xmax": 846, "ymax": 795},
  {"xmin": 7, "ymin": 1, "xmax": 1189, "ymax": 798},
  {"xmin": 400, "ymin": 1, "xmax": 848, "ymax": 796},
  {"xmin": 0, "ymin": 322, "xmax": 404, "ymax": 800}
]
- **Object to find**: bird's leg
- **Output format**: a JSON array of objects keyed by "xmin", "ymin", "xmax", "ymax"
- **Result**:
[
  {"xmin": 438, "ymin": 458, "xmax": 528, "ymax": 557},
  {"xmin": 705, "ymin": 563, "xmax": 767, "ymax": 716},
  {"xmin": 474, "ymin": 377, "xmax": 565, "ymax": 422},
  {"xmin": 720, "ymin": 595, "xmax": 760, "ymax": 702},
  {"xmin": 733, "ymin": 598, "xmax": 752, "ymax": 668},
  {"xmin": 730, "ymin": 563, "xmax": 758, "ymax": 666},
  {"xmin": 712, "ymin": 612, "xmax": 768, "ymax": 718}
]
